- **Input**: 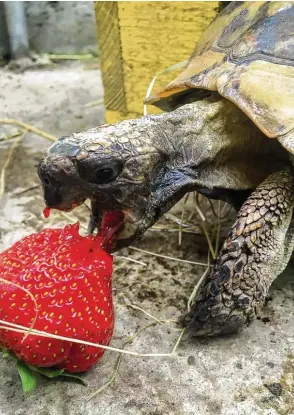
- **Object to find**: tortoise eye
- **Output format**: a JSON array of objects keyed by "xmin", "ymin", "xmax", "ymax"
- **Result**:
[
  {"xmin": 78, "ymin": 160, "xmax": 123, "ymax": 185},
  {"xmin": 94, "ymin": 166, "xmax": 120, "ymax": 184}
]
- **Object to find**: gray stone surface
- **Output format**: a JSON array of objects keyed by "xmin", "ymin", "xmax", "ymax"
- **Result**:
[
  {"xmin": 26, "ymin": 1, "xmax": 97, "ymax": 55},
  {"xmin": 0, "ymin": 63, "xmax": 293, "ymax": 415},
  {"xmin": 0, "ymin": 1, "xmax": 97, "ymax": 57}
]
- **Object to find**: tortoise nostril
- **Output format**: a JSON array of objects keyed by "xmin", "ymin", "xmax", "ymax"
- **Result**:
[
  {"xmin": 37, "ymin": 162, "xmax": 53, "ymax": 187},
  {"xmin": 42, "ymin": 174, "xmax": 52, "ymax": 186}
]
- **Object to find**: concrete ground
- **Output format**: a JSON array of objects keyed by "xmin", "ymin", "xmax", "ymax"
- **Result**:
[{"xmin": 0, "ymin": 62, "xmax": 293, "ymax": 415}]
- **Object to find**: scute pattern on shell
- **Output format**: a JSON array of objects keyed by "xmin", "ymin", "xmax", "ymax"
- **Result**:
[{"xmin": 147, "ymin": 1, "xmax": 294, "ymax": 149}]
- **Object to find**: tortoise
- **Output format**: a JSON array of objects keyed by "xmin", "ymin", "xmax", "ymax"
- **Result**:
[{"xmin": 38, "ymin": 1, "xmax": 294, "ymax": 336}]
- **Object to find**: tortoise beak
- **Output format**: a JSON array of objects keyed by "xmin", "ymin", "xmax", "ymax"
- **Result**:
[{"xmin": 37, "ymin": 157, "xmax": 87, "ymax": 211}]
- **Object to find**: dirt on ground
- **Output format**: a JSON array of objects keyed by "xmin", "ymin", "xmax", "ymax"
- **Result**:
[{"xmin": 0, "ymin": 61, "xmax": 293, "ymax": 415}]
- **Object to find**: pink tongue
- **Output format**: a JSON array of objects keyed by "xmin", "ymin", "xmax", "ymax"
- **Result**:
[
  {"xmin": 43, "ymin": 207, "xmax": 51, "ymax": 218},
  {"xmin": 99, "ymin": 211, "xmax": 124, "ymax": 244}
]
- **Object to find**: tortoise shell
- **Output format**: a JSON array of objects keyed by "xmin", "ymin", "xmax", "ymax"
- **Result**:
[{"xmin": 147, "ymin": 2, "xmax": 294, "ymax": 154}]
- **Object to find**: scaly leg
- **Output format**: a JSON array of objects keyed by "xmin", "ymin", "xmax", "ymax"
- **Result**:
[{"xmin": 182, "ymin": 169, "xmax": 294, "ymax": 336}]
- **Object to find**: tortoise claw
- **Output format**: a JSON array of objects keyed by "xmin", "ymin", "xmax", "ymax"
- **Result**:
[
  {"xmin": 178, "ymin": 311, "xmax": 192, "ymax": 328},
  {"xmin": 87, "ymin": 215, "xmax": 96, "ymax": 234}
]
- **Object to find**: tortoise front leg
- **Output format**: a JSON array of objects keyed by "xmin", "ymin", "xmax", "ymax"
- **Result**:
[{"xmin": 182, "ymin": 168, "xmax": 294, "ymax": 336}]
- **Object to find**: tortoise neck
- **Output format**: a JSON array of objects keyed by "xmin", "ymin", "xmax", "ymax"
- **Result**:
[
  {"xmin": 146, "ymin": 96, "xmax": 225, "ymax": 166},
  {"xmin": 146, "ymin": 96, "xmax": 291, "ymax": 194},
  {"xmin": 142, "ymin": 97, "xmax": 220, "ymax": 156}
]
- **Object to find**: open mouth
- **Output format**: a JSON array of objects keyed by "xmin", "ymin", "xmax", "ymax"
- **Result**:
[{"xmin": 98, "ymin": 210, "xmax": 125, "ymax": 250}]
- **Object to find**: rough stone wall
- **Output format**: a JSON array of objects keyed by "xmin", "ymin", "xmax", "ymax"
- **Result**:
[
  {"xmin": 0, "ymin": 3, "xmax": 9, "ymax": 58},
  {"xmin": 0, "ymin": 1, "xmax": 97, "ymax": 58}
]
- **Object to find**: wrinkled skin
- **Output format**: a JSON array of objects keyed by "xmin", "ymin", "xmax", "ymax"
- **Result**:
[
  {"xmin": 38, "ymin": 95, "xmax": 289, "ymax": 250},
  {"xmin": 38, "ymin": 94, "xmax": 294, "ymax": 335}
]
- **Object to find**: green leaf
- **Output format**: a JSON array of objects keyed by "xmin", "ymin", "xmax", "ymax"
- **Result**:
[
  {"xmin": 16, "ymin": 360, "xmax": 38, "ymax": 393},
  {"xmin": 0, "ymin": 346, "xmax": 13, "ymax": 359},
  {"xmin": 61, "ymin": 372, "xmax": 88, "ymax": 386},
  {"xmin": 29, "ymin": 365, "xmax": 87, "ymax": 385},
  {"xmin": 29, "ymin": 366, "xmax": 65, "ymax": 378},
  {"xmin": 1, "ymin": 349, "xmax": 11, "ymax": 358}
]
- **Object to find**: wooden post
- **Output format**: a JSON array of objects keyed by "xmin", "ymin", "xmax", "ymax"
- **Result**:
[{"xmin": 95, "ymin": 1, "xmax": 219, "ymax": 123}]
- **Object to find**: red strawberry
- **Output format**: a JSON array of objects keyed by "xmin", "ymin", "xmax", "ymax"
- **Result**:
[{"xmin": 0, "ymin": 223, "xmax": 114, "ymax": 373}]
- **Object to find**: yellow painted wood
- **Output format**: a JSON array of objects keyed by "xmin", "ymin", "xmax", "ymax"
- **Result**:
[
  {"xmin": 105, "ymin": 110, "xmax": 141, "ymax": 125},
  {"xmin": 95, "ymin": 1, "xmax": 127, "ymax": 112},
  {"xmin": 95, "ymin": 1, "xmax": 219, "ymax": 122}
]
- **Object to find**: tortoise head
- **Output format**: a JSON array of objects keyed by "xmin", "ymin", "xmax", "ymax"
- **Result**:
[{"xmin": 37, "ymin": 117, "xmax": 195, "ymax": 252}]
